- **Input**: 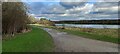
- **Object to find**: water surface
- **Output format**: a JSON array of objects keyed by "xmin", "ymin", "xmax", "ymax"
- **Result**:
[{"xmin": 55, "ymin": 24, "xmax": 119, "ymax": 29}]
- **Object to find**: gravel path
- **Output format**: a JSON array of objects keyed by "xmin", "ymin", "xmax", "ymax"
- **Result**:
[{"xmin": 43, "ymin": 28, "xmax": 118, "ymax": 52}]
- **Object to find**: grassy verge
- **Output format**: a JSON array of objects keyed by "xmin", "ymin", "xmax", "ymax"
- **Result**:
[
  {"xmin": 57, "ymin": 28, "xmax": 119, "ymax": 44},
  {"xmin": 3, "ymin": 26, "xmax": 54, "ymax": 52}
]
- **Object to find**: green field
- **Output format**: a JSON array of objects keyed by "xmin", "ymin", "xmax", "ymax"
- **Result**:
[{"xmin": 2, "ymin": 26, "xmax": 54, "ymax": 52}]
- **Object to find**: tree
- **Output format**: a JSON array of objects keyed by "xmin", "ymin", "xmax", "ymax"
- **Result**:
[
  {"xmin": 39, "ymin": 18, "xmax": 55, "ymax": 26},
  {"xmin": 2, "ymin": 2, "xmax": 30, "ymax": 36}
]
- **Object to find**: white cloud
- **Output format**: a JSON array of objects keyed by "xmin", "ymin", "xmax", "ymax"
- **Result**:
[
  {"xmin": 60, "ymin": 0, "xmax": 88, "ymax": 2},
  {"xmin": 30, "ymin": 13, "xmax": 35, "ymax": 16},
  {"xmin": 59, "ymin": 13, "xmax": 69, "ymax": 16},
  {"xmin": 60, "ymin": 0, "xmax": 120, "ymax": 2},
  {"xmin": 63, "ymin": 3, "xmax": 94, "ymax": 15},
  {"xmin": 22, "ymin": 0, "xmax": 60, "ymax": 2},
  {"xmin": 93, "ymin": 6, "xmax": 118, "ymax": 14},
  {"xmin": 59, "ymin": 13, "xmax": 79, "ymax": 17}
]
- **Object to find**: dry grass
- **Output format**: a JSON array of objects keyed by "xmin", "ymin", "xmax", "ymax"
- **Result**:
[{"xmin": 65, "ymin": 27, "xmax": 118, "ymax": 38}]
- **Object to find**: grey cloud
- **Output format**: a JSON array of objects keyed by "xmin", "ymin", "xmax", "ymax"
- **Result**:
[{"xmin": 59, "ymin": 2, "xmax": 86, "ymax": 9}]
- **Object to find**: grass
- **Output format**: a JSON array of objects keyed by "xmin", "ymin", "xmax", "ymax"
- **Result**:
[
  {"xmin": 57, "ymin": 28, "xmax": 119, "ymax": 43},
  {"xmin": 2, "ymin": 26, "xmax": 54, "ymax": 52},
  {"xmin": 65, "ymin": 27, "xmax": 118, "ymax": 38},
  {"xmin": 28, "ymin": 24, "xmax": 119, "ymax": 43}
]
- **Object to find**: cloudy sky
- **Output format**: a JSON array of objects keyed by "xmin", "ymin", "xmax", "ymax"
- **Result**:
[{"xmin": 23, "ymin": 0, "xmax": 119, "ymax": 21}]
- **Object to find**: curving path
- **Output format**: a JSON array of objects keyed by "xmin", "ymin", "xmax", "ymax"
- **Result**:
[{"xmin": 43, "ymin": 28, "xmax": 118, "ymax": 52}]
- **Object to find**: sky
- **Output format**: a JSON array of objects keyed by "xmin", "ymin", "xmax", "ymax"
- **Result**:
[{"xmin": 23, "ymin": 0, "xmax": 119, "ymax": 21}]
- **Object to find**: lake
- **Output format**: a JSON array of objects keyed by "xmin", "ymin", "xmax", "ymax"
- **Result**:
[{"xmin": 55, "ymin": 24, "xmax": 119, "ymax": 29}]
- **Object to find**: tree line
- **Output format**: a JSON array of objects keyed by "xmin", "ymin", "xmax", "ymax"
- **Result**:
[
  {"xmin": 53, "ymin": 20, "xmax": 119, "ymax": 25},
  {"xmin": 30, "ymin": 17, "xmax": 55, "ymax": 26}
]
